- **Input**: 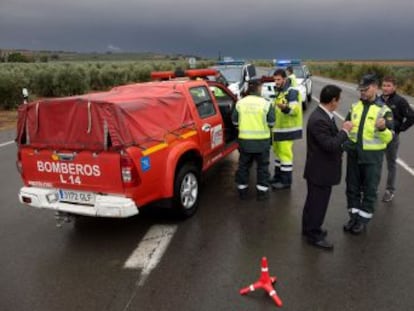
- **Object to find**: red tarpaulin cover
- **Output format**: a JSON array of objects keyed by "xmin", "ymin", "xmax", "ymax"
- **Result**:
[{"xmin": 16, "ymin": 83, "xmax": 195, "ymax": 151}]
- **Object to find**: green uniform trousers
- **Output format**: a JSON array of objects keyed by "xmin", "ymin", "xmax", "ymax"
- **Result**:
[{"xmin": 346, "ymin": 151, "xmax": 383, "ymax": 223}]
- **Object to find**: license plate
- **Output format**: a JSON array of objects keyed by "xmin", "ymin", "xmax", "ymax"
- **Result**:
[{"xmin": 58, "ymin": 189, "xmax": 95, "ymax": 205}]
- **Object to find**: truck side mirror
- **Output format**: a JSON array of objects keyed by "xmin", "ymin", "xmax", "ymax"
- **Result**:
[
  {"xmin": 246, "ymin": 65, "xmax": 257, "ymax": 79},
  {"xmin": 22, "ymin": 88, "xmax": 29, "ymax": 104}
]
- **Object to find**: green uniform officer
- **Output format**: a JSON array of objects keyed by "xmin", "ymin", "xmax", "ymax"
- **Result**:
[
  {"xmin": 286, "ymin": 66, "xmax": 298, "ymax": 87},
  {"xmin": 343, "ymin": 74, "xmax": 394, "ymax": 235},
  {"xmin": 270, "ymin": 69, "xmax": 303, "ymax": 190},
  {"xmin": 232, "ymin": 78, "xmax": 275, "ymax": 201}
]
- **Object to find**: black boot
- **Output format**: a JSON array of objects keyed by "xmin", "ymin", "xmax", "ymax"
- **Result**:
[
  {"xmin": 343, "ymin": 218, "xmax": 357, "ymax": 232},
  {"xmin": 350, "ymin": 220, "xmax": 366, "ymax": 235},
  {"xmin": 270, "ymin": 165, "xmax": 281, "ymax": 182}
]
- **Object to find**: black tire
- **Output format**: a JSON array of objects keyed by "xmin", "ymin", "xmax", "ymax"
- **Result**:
[
  {"xmin": 302, "ymin": 99, "xmax": 308, "ymax": 111},
  {"xmin": 173, "ymin": 163, "xmax": 200, "ymax": 218},
  {"xmin": 307, "ymin": 92, "xmax": 312, "ymax": 103}
]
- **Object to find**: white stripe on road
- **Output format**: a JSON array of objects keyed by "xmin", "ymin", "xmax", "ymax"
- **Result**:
[
  {"xmin": 0, "ymin": 140, "xmax": 14, "ymax": 148},
  {"xmin": 124, "ymin": 224, "xmax": 177, "ymax": 286},
  {"xmin": 312, "ymin": 96, "xmax": 414, "ymax": 177},
  {"xmin": 396, "ymin": 158, "xmax": 414, "ymax": 177}
]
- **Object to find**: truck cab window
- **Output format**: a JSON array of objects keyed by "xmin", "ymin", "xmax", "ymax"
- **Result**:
[{"xmin": 190, "ymin": 86, "xmax": 216, "ymax": 118}]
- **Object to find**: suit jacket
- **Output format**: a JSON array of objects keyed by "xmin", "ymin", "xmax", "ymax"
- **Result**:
[{"xmin": 303, "ymin": 106, "xmax": 348, "ymax": 186}]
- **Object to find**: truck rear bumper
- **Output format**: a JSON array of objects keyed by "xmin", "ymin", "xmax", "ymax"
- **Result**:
[{"xmin": 18, "ymin": 187, "xmax": 138, "ymax": 218}]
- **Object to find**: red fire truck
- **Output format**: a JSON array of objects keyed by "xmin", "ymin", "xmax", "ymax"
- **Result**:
[{"xmin": 16, "ymin": 69, "xmax": 238, "ymax": 220}]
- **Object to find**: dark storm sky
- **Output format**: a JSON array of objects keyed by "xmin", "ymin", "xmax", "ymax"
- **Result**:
[{"xmin": 1, "ymin": 0, "xmax": 413, "ymax": 59}]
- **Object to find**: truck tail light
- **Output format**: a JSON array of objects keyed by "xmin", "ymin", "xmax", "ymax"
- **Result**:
[{"xmin": 120, "ymin": 154, "xmax": 140, "ymax": 187}]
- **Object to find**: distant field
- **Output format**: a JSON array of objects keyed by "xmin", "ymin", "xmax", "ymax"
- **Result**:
[
  {"xmin": 1, "ymin": 57, "xmax": 414, "ymax": 113},
  {"xmin": 307, "ymin": 60, "xmax": 414, "ymax": 96},
  {"xmin": 0, "ymin": 59, "xmax": 215, "ymax": 110},
  {"xmin": 0, "ymin": 109, "xmax": 17, "ymax": 130},
  {"xmin": 307, "ymin": 60, "xmax": 414, "ymax": 66}
]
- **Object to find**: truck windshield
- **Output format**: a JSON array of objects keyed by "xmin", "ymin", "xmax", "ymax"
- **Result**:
[
  {"xmin": 292, "ymin": 67, "xmax": 305, "ymax": 79},
  {"xmin": 214, "ymin": 67, "xmax": 242, "ymax": 83}
]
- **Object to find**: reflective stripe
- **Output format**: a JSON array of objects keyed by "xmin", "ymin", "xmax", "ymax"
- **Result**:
[
  {"xmin": 348, "ymin": 208, "xmax": 373, "ymax": 219},
  {"xmin": 180, "ymin": 130, "xmax": 198, "ymax": 139},
  {"xmin": 272, "ymin": 126, "xmax": 302, "ymax": 133},
  {"xmin": 358, "ymin": 210, "xmax": 373, "ymax": 219},
  {"xmin": 269, "ymin": 290, "xmax": 276, "ymax": 296},
  {"xmin": 141, "ymin": 130, "xmax": 197, "ymax": 156},
  {"xmin": 363, "ymin": 139, "xmax": 386, "ymax": 146},
  {"xmin": 288, "ymin": 101, "xmax": 299, "ymax": 106},
  {"xmin": 280, "ymin": 166, "xmax": 293, "ymax": 172},
  {"xmin": 237, "ymin": 184, "xmax": 248, "ymax": 190},
  {"xmin": 239, "ymin": 129, "xmax": 271, "ymax": 136},
  {"xmin": 261, "ymin": 267, "xmax": 268, "ymax": 272},
  {"xmin": 142, "ymin": 143, "xmax": 169, "ymax": 156},
  {"xmin": 256, "ymin": 185, "xmax": 269, "ymax": 191},
  {"xmin": 349, "ymin": 208, "xmax": 360, "ymax": 214},
  {"xmin": 250, "ymin": 285, "xmax": 255, "ymax": 291}
]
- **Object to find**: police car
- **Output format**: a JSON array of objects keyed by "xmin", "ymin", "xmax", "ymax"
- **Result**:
[
  {"xmin": 211, "ymin": 58, "xmax": 257, "ymax": 99},
  {"xmin": 261, "ymin": 59, "xmax": 313, "ymax": 110}
]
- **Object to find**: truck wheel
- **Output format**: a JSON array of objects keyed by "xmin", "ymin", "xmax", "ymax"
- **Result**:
[{"xmin": 173, "ymin": 163, "xmax": 200, "ymax": 218}]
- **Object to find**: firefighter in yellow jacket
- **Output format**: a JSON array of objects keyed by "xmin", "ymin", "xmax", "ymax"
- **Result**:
[
  {"xmin": 232, "ymin": 78, "xmax": 275, "ymax": 201},
  {"xmin": 270, "ymin": 69, "xmax": 303, "ymax": 189},
  {"xmin": 343, "ymin": 74, "xmax": 394, "ymax": 234}
]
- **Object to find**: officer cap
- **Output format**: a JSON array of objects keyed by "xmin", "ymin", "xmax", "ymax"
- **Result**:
[{"xmin": 357, "ymin": 74, "xmax": 378, "ymax": 90}]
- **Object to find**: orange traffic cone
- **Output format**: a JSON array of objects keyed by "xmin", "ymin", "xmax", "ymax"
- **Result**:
[{"xmin": 239, "ymin": 257, "xmax": 283, "ymax": 307}]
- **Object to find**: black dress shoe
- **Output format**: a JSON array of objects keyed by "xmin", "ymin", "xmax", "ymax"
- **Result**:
[
  {"xmin": 307, "ymin": 238, "xmax": 334, "ymax": 250},
  {"xmin": 351, "ymin": 222, "xmax": 366, "ymax": 235},
  {"xmin": 343, "ymin": 218, "xmax": 357, "ymax": 232}
]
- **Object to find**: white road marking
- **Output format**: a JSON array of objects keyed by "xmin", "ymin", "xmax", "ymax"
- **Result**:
[
  {"xmin": 312, "ymin": 96, "xmax": 414, "ymax": 177},
  {"xmin": 0, "ymin": 141, "xmax": 14, "ymax": 148},
  {"xmin": 124, "ymin": 224, "xmax": 177, "ymax": 286}
]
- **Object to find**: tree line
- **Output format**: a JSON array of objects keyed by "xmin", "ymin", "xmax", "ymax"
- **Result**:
[{"xmin": 0, "ymin": 60, "xmax": 213, "ymax": 109}]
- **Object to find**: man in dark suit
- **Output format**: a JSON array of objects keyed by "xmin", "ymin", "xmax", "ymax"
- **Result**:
[{"xmin": 302, "ymin": 85, "xmax": 353, "ymax": 250}]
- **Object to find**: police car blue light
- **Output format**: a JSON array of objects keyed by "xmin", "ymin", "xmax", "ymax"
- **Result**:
[
  {"xmin": 216, "ymin": 59, "xmax": 246, "ymax": 66},
  {"xmin": 273, "ymin": 59, "xmax": 301, "ymax": 67}
]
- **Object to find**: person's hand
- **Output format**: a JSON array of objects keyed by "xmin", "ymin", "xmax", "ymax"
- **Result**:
[
  {"xmin": 376, "ymin": 118, "xmax": 386, "ymax": 130},
  {"xmin": 342, "ymin": 121, "xmax": 353, "ymax": 132},
  {"xmin": 276, "ymin": 99, "xmax": 288, "ymax": 110}
]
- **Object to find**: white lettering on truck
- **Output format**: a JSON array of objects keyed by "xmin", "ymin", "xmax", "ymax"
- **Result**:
[{"xmin": 36, "ymin": 161, "xmax": 101, "ymax": 177}]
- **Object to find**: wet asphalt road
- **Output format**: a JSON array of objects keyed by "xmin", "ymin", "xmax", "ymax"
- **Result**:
[{"xmin": 1, "ymin": 77, "xmax": 414, "ymax": 311}]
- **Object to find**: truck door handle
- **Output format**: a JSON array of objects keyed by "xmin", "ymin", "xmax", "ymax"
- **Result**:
[{"xmin": 202, "ymin": 123, "xmax": 211, "ymax": 132}]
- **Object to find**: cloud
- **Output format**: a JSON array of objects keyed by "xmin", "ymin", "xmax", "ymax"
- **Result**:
[
  {"xmin": 0, "ymin": 0, "xmax": 413, "ymax": 58},
  {"xmin": 107, "ymin": 44, "xmax": 122, "ymax": 52}
]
